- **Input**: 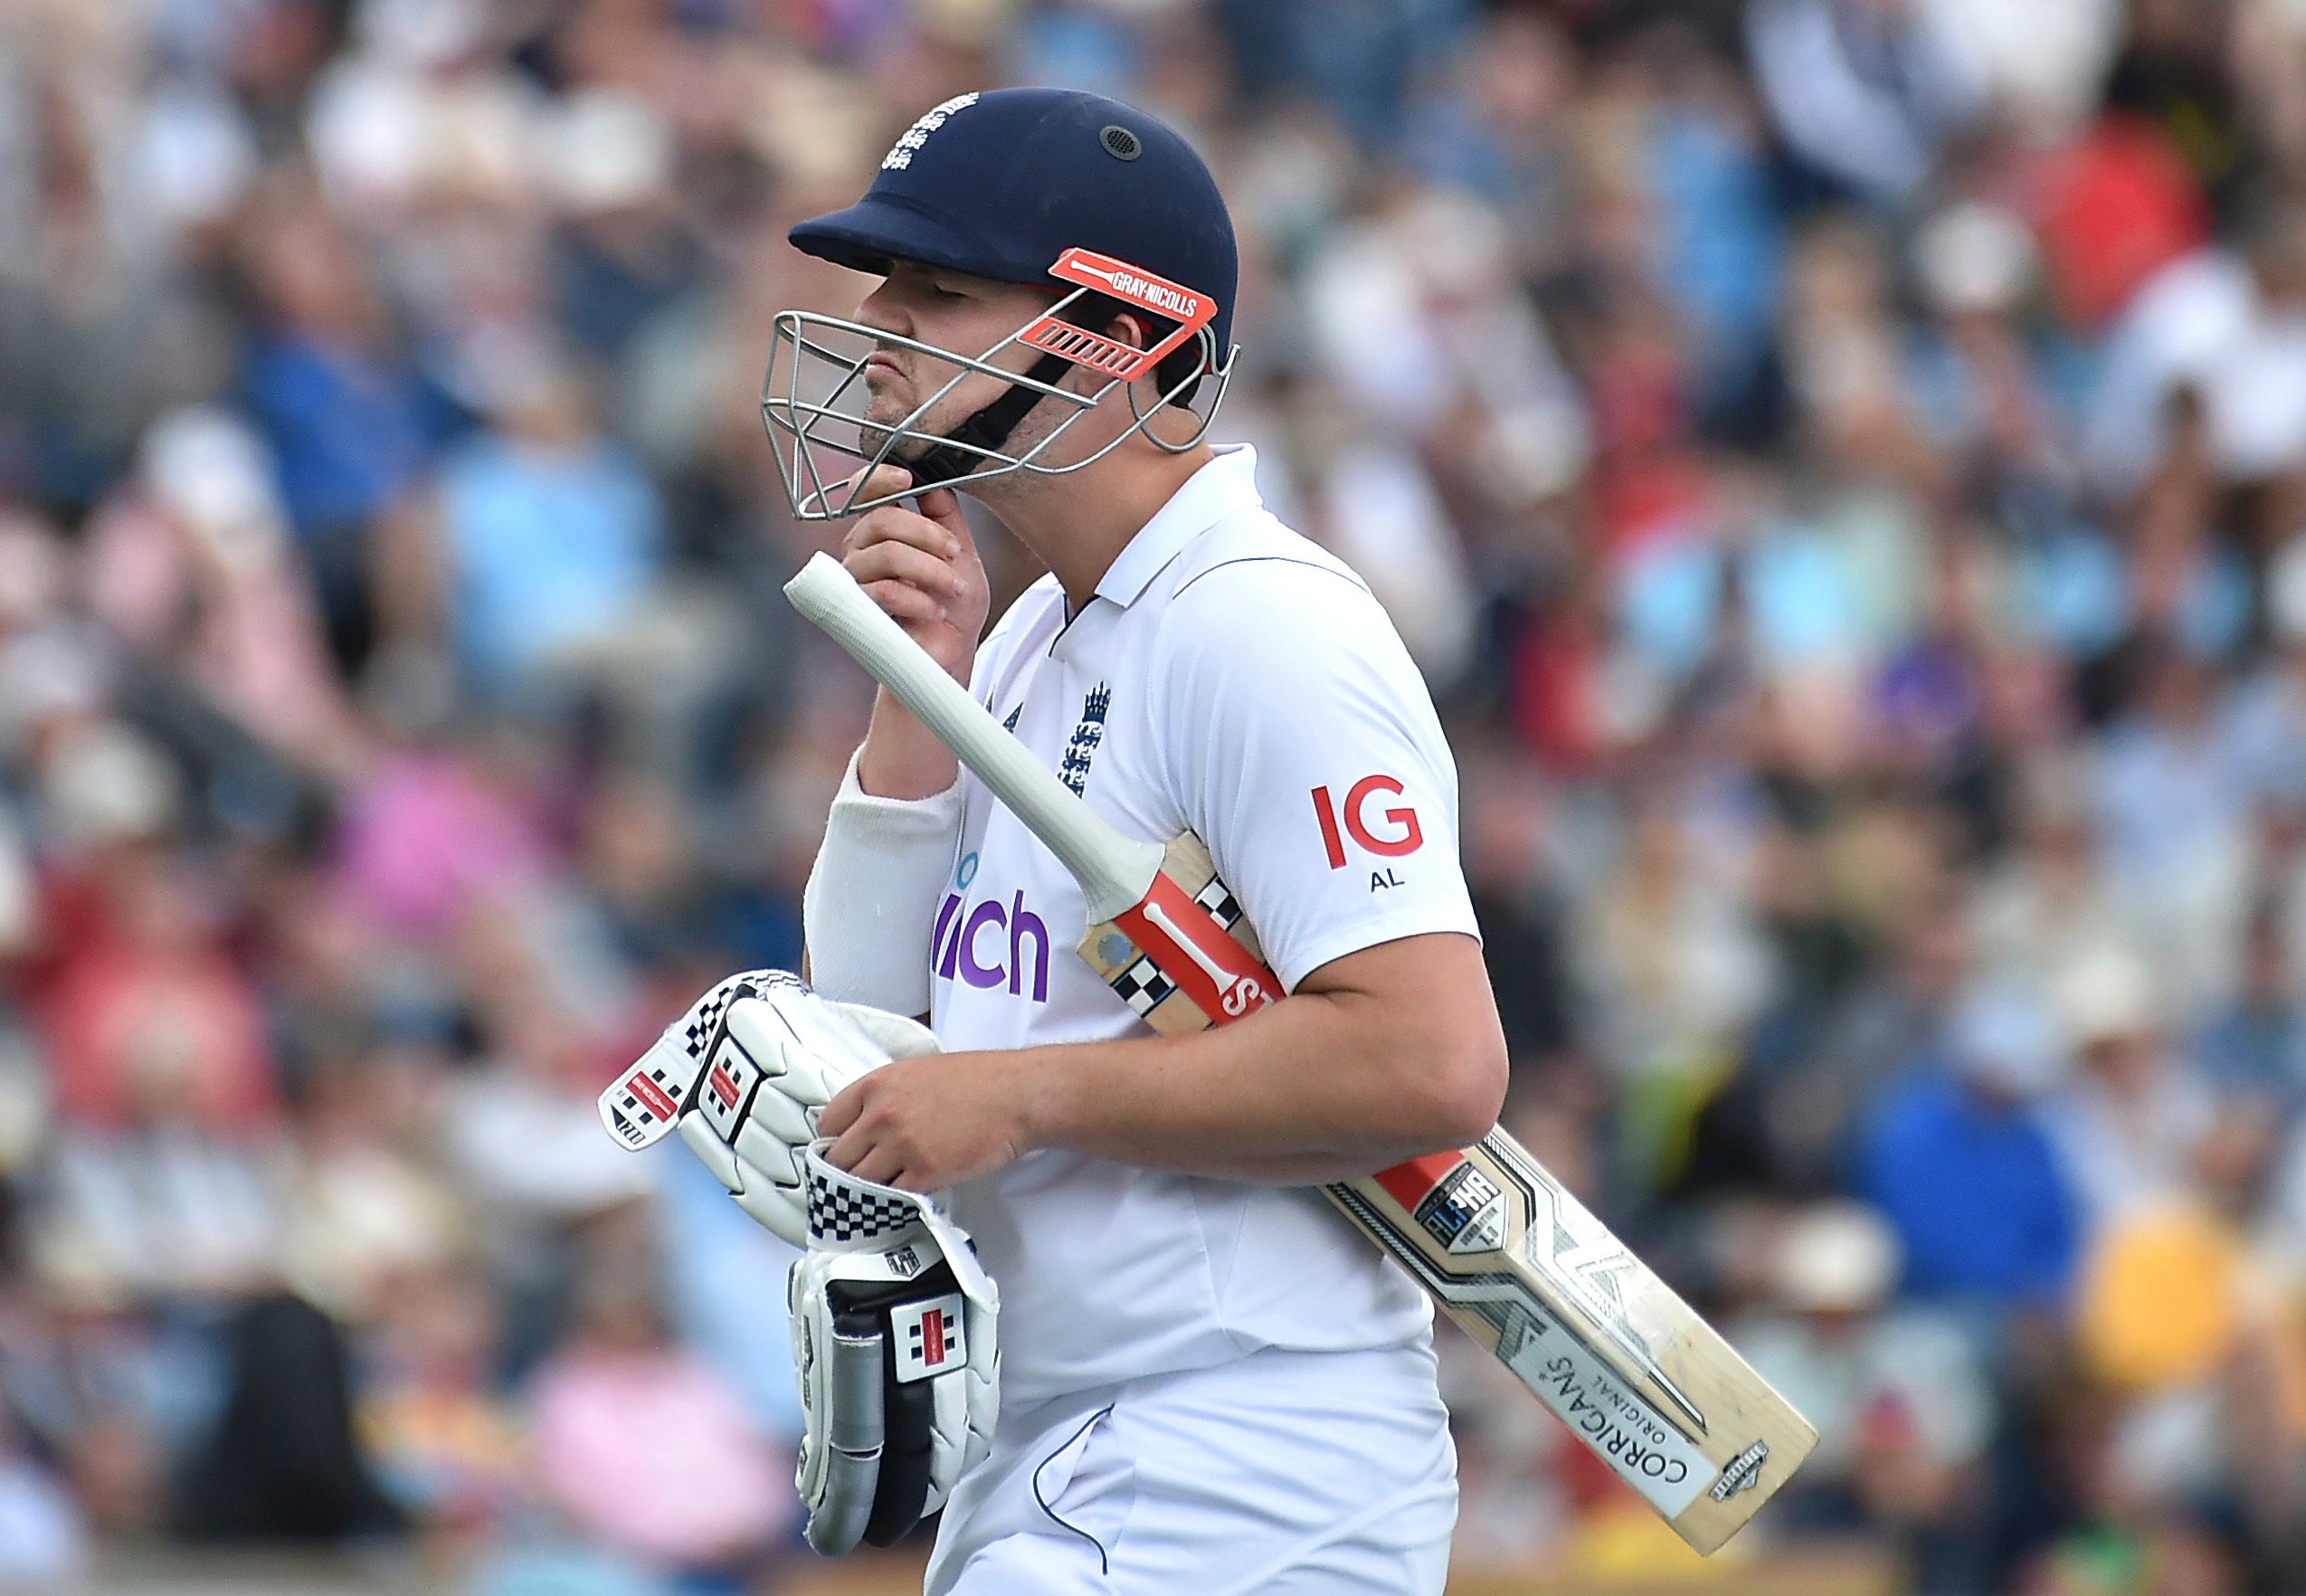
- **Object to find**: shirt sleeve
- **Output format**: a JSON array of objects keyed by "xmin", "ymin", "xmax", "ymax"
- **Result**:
[
  {"xmin": 1149, "ymin": 556, "xmax": 1480, "ymax": 991},
  {"xmin": 801, "ymin": 746, "xmax": 963, "ymax": 1013}
]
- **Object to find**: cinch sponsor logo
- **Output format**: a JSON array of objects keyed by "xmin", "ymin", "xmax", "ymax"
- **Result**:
[
  {"xmin": 1311, "ymin": 774, "xmax": 1425, "ymax": 868},
  {"xmin": 932, "ymin": 888, "xmax": 1051, "ymax": 1002}
]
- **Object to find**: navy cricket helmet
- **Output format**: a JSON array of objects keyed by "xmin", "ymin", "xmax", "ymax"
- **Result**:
[{"xmin": 760, "ymin": 88, "xmax": 1241, "ymax": 519}]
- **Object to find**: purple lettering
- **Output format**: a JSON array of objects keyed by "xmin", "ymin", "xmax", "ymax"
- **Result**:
[
  {"xmin": 931, "ymin": 888, "xmax": 1054, "ymax": 1004},
  {"xmin": 932, "ymin": 893, "xmax": 963, "ymax": 980},
  {"xmin": 960, "ymin": 900, "xmax": 1007, "ymax": 988},
  {"xmin": 1009, "ymin": 893, "xmax": 1049, "ymax": 1002}
]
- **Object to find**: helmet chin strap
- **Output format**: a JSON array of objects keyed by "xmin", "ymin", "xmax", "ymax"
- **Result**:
[{"xmin": 898, "ymin": 350, "xmax": 1076, "ymax": 490}]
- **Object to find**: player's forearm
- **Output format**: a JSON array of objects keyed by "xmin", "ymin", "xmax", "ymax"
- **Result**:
[
  {"xmin": 1014, "ymin": 978, "xmax": 1507, "ymax": 1184},
  {"xmin": 858, "ymin": 686, "xmax": 962, "ymax": 800}
]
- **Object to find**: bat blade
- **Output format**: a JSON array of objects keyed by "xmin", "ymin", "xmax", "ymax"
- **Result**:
[
  {"xmin": 1325, "ymin": 1141, "xmax": 1817, "ymax": 1552},
  {"xmin": 783, "ymin": 554, "xmax": 1817, "ymax": 1551}
]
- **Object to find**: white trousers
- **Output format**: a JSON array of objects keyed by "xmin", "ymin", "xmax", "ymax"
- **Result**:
[{"xmin": 926, "ymin": 1339, "xmax": 1457, "ymax": 1595}]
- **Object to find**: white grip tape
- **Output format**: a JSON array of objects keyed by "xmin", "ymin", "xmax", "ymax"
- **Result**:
[{"xmin": 783, "ymin": 554, "xmax": 1162, "ymax": 924}]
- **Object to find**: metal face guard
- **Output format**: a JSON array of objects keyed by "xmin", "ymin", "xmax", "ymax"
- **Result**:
[{"xmin": 760, "ymin": 268, "xmax": 1237, "ymax": 521}]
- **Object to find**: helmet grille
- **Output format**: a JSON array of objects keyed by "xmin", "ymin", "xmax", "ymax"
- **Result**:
[{"xmin": 1100, "ymin": 125, "xmax": 1143, "ymax": 161}]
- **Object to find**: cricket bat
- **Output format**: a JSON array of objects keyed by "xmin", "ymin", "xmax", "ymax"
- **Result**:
[{"xmin": 782, "ymin": 553, "xmax": 1816, "ymax": 1553}]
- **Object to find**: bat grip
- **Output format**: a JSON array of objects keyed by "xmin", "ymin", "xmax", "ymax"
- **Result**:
[{"xmin": 783, "ymin": 553, "xmax": 1162, "ymax": 923}]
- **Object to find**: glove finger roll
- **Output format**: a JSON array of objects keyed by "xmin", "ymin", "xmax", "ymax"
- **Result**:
[
  {"xmin": 678, "ymin": 1114, "xmax": 745, "ymax": 1193},
  {"xmin": 734, "ymin": 1178, "xmax": 809, "ymax": 1249},
  {"xmin": 744, "ymin": 1086, "xmax": 816, "ymax": 1149}
]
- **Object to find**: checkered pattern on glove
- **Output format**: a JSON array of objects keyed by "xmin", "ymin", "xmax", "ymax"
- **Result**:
[
  {"xmin": 597, "ymin": 967, "xmax": 802, "ymax": 1149},
  {"xmin": 679, "ymin": 968, "xmax": 806, "ymax": 1066},
  {"xmin": 595, "ymin": 972, "xmax": 940, "ymax": 1248},
  {"xmin": 805, "ymin": 1154, "xmax": 930, "ymax": 1248}
]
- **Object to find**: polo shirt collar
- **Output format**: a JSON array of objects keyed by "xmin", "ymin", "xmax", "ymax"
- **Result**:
[{"xmin": 1091, "ymin": 444, "xmax": 1263, "ymax": 611}]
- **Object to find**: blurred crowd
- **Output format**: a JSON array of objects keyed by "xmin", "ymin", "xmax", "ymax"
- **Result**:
[{"xmin": 10, "ymin": 0, "xmax": 2306, "ymax": 1591}]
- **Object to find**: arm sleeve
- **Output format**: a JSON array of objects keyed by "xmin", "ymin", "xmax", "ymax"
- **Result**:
[
  {"xmin": 802, "ymin": 746, "xmax": 963, "ymax": 1014},
  {"xmin": 1150, "ymin": 558, "xmax": 1480, "ymax": 992}
]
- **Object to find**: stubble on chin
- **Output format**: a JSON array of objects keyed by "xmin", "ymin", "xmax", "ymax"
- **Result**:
[
  {"xmin": 856, "ymin": 414, "xmax": 921, "ymax": 465},
  {"xmin": 861, "ymin": 379, "xmax": 951, "ymax": 465},
  {"xmin": 855, "ymin": 386, "xmax": 907, "ymax": 461}
]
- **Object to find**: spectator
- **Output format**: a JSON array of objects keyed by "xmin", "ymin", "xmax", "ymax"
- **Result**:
[
  {"xmin": 357, "ymin": 1263, "xmax": 525, "ymax": 1543},
  {"xmin": 2195, "ymin": 903, "xmax": 2306, "ymax": 1115},
  {"xmin": 2073, "ymin": 1200, "xmax": 2242, "ymax": 1393},
  {"xmin": 1762, "ymin": 892, "xmax": 1972, "ymax": 1193},
  {"xmin": 0, "ymin": 1407, "xmax": 87, "ymax": 1590},
  {"xmin": 1733, "ymin": 1203, "xmax": 1998, "ymax": 1591},
  {"xmin": 236, "ymin": 199, "xmax": 440, "ymax": 669},
  {"xmin": 1972, "ymin": 754, "xmax": 2147, "ymax": 999},
  {"xmin": 2225, "ymin": 532, "xmax": 2306, "ymax": 814},
  {"xmin": 542, "ymin": 90, "xmax": 697, "ymax": 362},
  {"xmin": 330, "ymin": 735, "xmax": 547, "ymax": 946},
  {"xmin": 1746, "ymin": 0, "xmax": 1985, "ymax": 203},
  {"xmin": 525, "ymin": 1248, "xmax": 791, "ymax": 1581},
  {"xmin": 1580, "ymin": 798, "xmax": 1778, "ymax": 1076},
  {"xmin": 277, "ymin": 1045, "xmax": 463, "ymax": 1325},
  {"xmin": 2091, "ymin": 646, "xmax": 2252, "ymax": 1014},
  {"xmin": 408, "ymin": 340, "xmax": 665, "ymax": 710},
  {"xmin": 174, "ymin": 1293, "xmax": 403, "ymax": 1544},
  {"xmin": 90, "ymin": 404, "xmax": 366, "ymax": 783},
  {"xmin": 2042, "ymin": 942, "xmax": 2217, "ymax": 1226},
  {"xmin": 1859, "ymin": 983, "xmax": 2083, "ymax": 1308},
  {"xmin": 28, "ymin": 772, "xmax": 280, "ymax": 1140}
]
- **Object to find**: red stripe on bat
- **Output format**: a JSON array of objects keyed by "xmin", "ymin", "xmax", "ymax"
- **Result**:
[
  {"xmin": 1375, "ymin": 1151, "xmax": 1465, "ymax": 1212},
  {"xmin": 627, "ymin": 1070, "xmax": 679, "ymax": 1121},
  {"xmin": 1115, "ymin": 871, "xmax": 1279, "ymax": 1025}
]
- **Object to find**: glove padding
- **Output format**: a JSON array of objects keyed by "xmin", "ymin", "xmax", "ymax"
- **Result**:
[
  {"xmin": 595, "ymin": 969, "xmax": 938, "ymax": 1248},
  {"xmin": 790, "ymin": 1140, "xmax": 1000, "ymax": 1556},
  {"xmin": 679, "ymin": 984, "xmax": 938, "ymax": 1247}
]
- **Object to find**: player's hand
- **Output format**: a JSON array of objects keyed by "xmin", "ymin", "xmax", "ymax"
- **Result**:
[
  {"xmin": 840, "ymin": 465, "xmax": 989, "ymax": 684},
  {"xmin": 816, "ymin": 1050, "xmax": 1030, "ymax": 1192}
]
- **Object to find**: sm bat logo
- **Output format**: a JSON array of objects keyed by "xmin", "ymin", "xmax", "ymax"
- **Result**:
[{"xmin": 1312, "ymin": 775, "xmax": 1425, "ymax": 888}]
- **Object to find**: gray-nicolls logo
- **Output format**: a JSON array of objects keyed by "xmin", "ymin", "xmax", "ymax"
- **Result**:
[{"xmin": 1058, "ymin": 683, "xmax": 1110, "ymax": 796}]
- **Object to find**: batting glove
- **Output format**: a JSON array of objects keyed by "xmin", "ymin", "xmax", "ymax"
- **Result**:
[
  {"xmin": 595, "ymin": 968, "xmax": 939, "ymax": 1248},
  {"xmin": 790, "ymin": 1139, "xmax": 1000, "ymax": 1555}
]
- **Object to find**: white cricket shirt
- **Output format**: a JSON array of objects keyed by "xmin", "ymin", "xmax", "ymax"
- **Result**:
[{"xmin": 925, "ymin": 444, "xmax": 1481, "ymax": 1411}]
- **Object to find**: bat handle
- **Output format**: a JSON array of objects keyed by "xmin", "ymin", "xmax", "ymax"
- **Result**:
[{"xmin": 783, "ymin": 553, "xmax": 1162, "ymax": 922}]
